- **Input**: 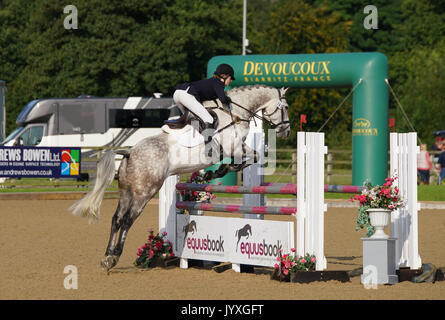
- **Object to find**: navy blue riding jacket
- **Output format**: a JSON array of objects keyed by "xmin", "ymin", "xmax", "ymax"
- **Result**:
[{"xmin": 175, "ymin": 77, "xmax": 232, "ymax": 105}]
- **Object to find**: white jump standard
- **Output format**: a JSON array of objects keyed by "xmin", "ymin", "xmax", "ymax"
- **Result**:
[{"xmin": 159, "ymin": 132, "xmax": 328, "ymax": 272}]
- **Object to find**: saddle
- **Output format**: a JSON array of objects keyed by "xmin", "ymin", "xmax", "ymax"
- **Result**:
[{"xmin": 164, "ymin": 109, "xmax": 219, "ymax": 134}]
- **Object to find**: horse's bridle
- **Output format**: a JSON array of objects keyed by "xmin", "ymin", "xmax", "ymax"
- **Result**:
[
  {"xmin": 208, "ymin": 88, "xmax": 290, "ymax": 136},
  {"xmin": 229, "ymin": 88, "xmax": 290, "ymax": 130},
  {"xmin": 262, "ymin": 89, "xmax": 290, "ymax": 131}
]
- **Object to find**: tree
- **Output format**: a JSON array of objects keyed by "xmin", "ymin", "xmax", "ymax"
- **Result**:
[
  {"xmin": 393, "ymin": 0, "xmax": 445, "ymax": 50},
  {"xmin": 0, "ymin": 0, "xmax": 243, "ymax": 135},
  {"xmin": 249, "ymin": 0, "xmax": 353, "ymax": 147},
  {"xmin": 391, "ymin": 40, "xmax": 445, "ymax": 147},
  {"xmin": 386, "ymin": 0, "xmax": 445, "ymax": 147},
  {"xmin": 320, "ymin": 0, "xmax": 404, "ymax": 53}
]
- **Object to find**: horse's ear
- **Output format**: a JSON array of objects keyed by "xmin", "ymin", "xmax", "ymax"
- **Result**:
[{"xmin": 280, "ymin": 87, "xmax": 289, "ymax": 96}]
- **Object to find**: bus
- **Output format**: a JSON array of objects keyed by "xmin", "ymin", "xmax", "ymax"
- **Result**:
[{"xmin": 1, "ymin": 95, "xmax": 180, "ymax": 179}]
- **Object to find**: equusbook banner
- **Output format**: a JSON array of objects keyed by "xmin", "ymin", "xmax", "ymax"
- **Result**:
[
  {"xmin": 0, "ymin": 146, "xmax": 81, "ymax": 178},
  {"xmin": 176, "ymin": 214, "xmax": 294, "ymax": 267}
]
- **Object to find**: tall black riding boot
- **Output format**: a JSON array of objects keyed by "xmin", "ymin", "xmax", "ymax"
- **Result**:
[
  {"xmin": 202, "ymin": 122, "xmax": 215, "ymax": 142},
  {"xmin": 202, "ymin": 122, "xmax": 215, "ymax": 157}
]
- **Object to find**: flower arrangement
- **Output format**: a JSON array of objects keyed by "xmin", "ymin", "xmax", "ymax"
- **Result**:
[
  {"xmin": 351, "ymin": 176, "xmax": 404, "ymax": 237},
  {"xmin": 178, "ymin": 170, "xmax": 215, "ymax": 213},
  {"xmin": 134, "ymin": 229, "xmax": 175, "ymax": 268},
  {"xmin": 274, "ymin": 249, "xmax": 316, "ymax": 280}
]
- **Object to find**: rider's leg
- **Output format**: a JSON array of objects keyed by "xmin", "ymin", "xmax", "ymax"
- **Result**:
[
  {"xmin": 173, "ymin": 89, "xmax": 215, "ymax": 146},
  {"xmin": 173, "ymin": 89, "xmax": 214, "ymax": 124}
]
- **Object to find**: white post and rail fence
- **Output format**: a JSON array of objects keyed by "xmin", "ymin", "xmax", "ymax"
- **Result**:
[{"xmin": 159, "ymin": 131, "xmax": 422, "ymax": 272}]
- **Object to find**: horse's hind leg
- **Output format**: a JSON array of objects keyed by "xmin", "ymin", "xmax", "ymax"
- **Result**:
[
  {"xmin": 101, "ymin": 189, "xmax": 131, "ymax": 271},
  {"xmin": 114, "ymin": 193, "xmax": 155, "ymax": 254},
  {"xmin": 103, "ymin": 187, "xmax": 161, "ymax": 271},
  {"xmin": 100, "ymin": 156, "xmax": 132, "ymax": 271}
]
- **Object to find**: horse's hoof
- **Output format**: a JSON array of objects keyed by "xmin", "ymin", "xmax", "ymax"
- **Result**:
[
  {"xmin": 100, "ymin": 255, "xmax": 118, "ymax": 272},
  {"xmin": 203, "ymin": 171, "xmax": 213, "ymax": 182}
]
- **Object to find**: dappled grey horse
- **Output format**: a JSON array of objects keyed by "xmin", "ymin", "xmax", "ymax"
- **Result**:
[{"xmin": 69, "ymin": 85, "xmax": 291, "ymax": 271}]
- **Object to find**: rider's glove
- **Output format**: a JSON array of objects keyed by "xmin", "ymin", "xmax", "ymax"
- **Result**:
[{"xmin": 222, "ymin": 103, "xmax": 232, "ymax": 112}]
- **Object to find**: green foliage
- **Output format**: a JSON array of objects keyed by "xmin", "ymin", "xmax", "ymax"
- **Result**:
[
  {"xmin": 387, "ymin": 0, "xmax": 445, "ymax": 146},
  {"xmin": 0, "ymin": 0, "xmax": 241, "ymax": 134},
  {"xmin": 391, "ymin": 41, "xmax": 445, "ymax": 147},
  {"xmin": 1, "ymin": 0, "xmax": 445, "ymax": 149},
  {"xmin": 418, "ymin": 184, "xmax": 445, "ymax": 201},
  {"xmin": 393, "ymin": 0, "xmax": 445, "ymax": 50},
  {"xmin": 264, "ymin": 0, "xmax": 445, "ymax": 148},
  {"xmin": 321, "ymin": 0, "xmax": 405, "ymax": 53},
  {"xmin": 355, "ymin": 204, "xmax": 374, "ymax": 238},
  {"xmin": 249, "ymin": 0, "xmax": 353, "ymax": 147},
  {"xmin": 250, "ymin": 0, "xmax": 351, "ymax": 54}
]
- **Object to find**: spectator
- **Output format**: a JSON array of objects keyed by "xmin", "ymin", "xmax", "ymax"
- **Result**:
[
  {"xmin": 432, "ymin": 137, "xmax": 443, "ymax": 164},
  {"xmin": 432, "ymin": 136, "xmax": 443, "ymax": 151},
  {"xmin": 417, "ymin": 144, "xmax": 432, "ymax": 185},
  {"xmin": 438, "ymin": 145, "xmax": 445, "ymax": 185}
]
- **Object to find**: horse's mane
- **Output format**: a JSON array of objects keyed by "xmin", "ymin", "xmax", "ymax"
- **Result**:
[{"xmin": 227, "ymin": 84, "xmax": 273, "ymax": 94}]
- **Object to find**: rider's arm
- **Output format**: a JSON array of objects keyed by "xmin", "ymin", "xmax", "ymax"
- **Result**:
[{"xmin": 213, "ymin": 80, "xmax": 232, "ymax": 105}]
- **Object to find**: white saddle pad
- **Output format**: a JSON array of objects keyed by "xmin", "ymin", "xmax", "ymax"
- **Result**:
[{"xmin": 161, "ymin": 124, "xmax": 204, "ymax": 148}]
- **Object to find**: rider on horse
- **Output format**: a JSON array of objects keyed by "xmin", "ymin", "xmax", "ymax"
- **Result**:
[{"xmin": 173, "ymin": 63, "xmax": 235, "ymax": 144}]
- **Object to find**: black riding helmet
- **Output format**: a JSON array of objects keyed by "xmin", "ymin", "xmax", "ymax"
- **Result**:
[{"xmin": 214, "ymin": 63, "xmax": 236, "ymax": 80}]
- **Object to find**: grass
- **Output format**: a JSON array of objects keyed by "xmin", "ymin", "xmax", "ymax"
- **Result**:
[
  {"xmin": 0, "ymin": 187, "xmax": 119, "ymax": 193},
  {"xmin": 1, "ymin": 174, "xmax": 444, "ymax": 202},
  {"xmin": 0, "ymin": 178, "xmax": 118, "ymax": 193},
  {"xmin": 418, "ymin": 184, "xmax": 445, "ymax": 201},
  {"xmin": 196, "ymin": 185, "xmax": 445, "ymax": 202}
]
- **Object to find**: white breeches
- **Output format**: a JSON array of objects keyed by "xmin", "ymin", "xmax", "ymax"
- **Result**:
[{"xmin": 173, "ymin": 88, "xmax": 214, "ymax": 124}]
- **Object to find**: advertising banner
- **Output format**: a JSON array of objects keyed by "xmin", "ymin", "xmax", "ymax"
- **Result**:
[
  {"xmin": 176, "ymin": 214, "xmax": 294, "ymax": 268},
  {"xmin": 0, "ymin": 146, "xmax": 81, "ymax": 178}
]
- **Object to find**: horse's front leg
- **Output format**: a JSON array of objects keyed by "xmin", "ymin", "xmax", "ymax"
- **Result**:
[
  {"xmin": 203, "ymin": 163, "xmax": 230, "ymax": 181},
  {"xmin": 203, "ymin": 143, "xmax": 258, "ymax": 181},
  {"xmin": 227, "ymin": 142, "xmax": 258, "ymax": 173}
]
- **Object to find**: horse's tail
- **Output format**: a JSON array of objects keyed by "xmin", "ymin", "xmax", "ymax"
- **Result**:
[{"xmin": 69, "ymin": 151, "xmax": 117, "ymax": 223}]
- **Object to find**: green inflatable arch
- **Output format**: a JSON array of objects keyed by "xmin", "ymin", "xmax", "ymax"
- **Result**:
[{"xmin": 207, "ymin": 52, "xmax": 389, "ymax": 186}]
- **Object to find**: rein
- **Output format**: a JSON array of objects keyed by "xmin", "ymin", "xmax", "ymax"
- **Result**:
[
  {"xmin": 208, "ymin": 88, "xmax": 289, "ymax": 136},
  {"xmin": 228, "ymin": 88, "xmax": 289, "ymax": 129}
]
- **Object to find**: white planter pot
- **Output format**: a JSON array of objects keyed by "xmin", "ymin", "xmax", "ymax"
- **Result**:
[{"xmin": 367, "ymin": 208, "xmax": 391, "ymax": 239}]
